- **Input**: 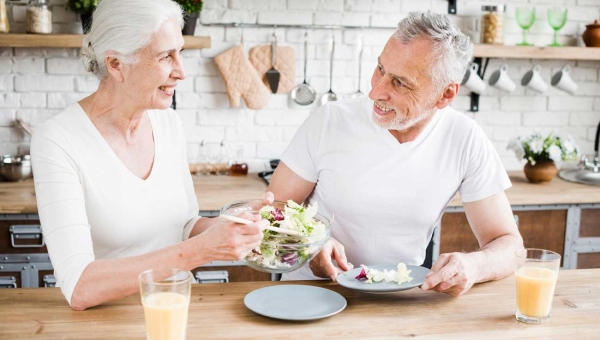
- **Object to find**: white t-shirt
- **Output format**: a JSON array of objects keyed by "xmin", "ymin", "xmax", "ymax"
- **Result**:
[
  {"xmin": 31, "ymin": 104, "xmax": 201, "ymax": 304},
  {"xmin": 281, "ymin": 97, "xmax": 511, "ymax": 280}
]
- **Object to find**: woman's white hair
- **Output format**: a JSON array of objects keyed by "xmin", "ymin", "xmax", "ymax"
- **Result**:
[
  {"xmin": 394, "ymin": 11, "xmax": 473, "ymax": 92},
  {"xmin": 82, "ymin": 0, "xmax": 184, "ymax": 79}
]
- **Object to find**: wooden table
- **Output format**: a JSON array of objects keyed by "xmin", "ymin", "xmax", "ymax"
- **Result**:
[{"xmin": 0, "ymin": 269, "xmax": 598, "ymax": 339}]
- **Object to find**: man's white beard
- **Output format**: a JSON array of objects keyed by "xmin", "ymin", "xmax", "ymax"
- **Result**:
[{"xmin": 372, "ymin": 105, "xmax": 437, "ymax": 131}]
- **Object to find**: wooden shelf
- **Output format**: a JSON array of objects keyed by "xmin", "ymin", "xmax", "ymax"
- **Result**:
[
  {"xmin": 0, "ymin": 34, "xmax": 211, "ymax": 49},
  {"xmin": 473, "ymin": 45, "xmax": 600, "ymax": 61}
]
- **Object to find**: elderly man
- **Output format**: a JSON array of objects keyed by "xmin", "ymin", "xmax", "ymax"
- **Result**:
[{"xmin": 267, "ymin": 11, "xmax": 523, "ymax": 296}]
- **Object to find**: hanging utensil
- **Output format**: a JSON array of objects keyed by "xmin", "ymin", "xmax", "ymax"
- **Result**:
[
  {"xmin": 15, "ymin": 119, "xmax": 33, "ymax": 136},
  {"xmin": 350, "ymin": 33, "xmax": 364, "ymax": 99},
  {"xmin": 290, "ymin": 32, "xmax": 316, "ymax": 106},
  {"xmin": 265, "ymin": 33, "xmax": 281, "ymax": 93},
  {"xmin": 320, "ymin": 33, "xmax": 337, "ymax": 106}
]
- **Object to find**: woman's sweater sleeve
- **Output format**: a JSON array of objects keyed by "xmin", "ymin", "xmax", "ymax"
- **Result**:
[{"xmin": 30, "ymin": 120, "xmax": 95, "ymax": 306}]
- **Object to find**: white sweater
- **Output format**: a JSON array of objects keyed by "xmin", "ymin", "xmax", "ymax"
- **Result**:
[{"xmin": 31, "ymin": 104, "xmax": 201, "ymax": 304}]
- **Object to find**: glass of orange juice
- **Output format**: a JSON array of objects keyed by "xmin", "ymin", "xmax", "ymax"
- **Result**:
[
  {"xmin": 515, "ymin": 248, "xmax": 561, "ymax": 324},
  {"xmin": 139, "ymin": 269, "xmax": 193, "ymax": 340}
]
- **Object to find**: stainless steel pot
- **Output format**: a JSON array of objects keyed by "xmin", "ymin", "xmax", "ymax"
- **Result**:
[{"xmin": 0, "ymin": 155, "xmax": 33, "ymax": 182}]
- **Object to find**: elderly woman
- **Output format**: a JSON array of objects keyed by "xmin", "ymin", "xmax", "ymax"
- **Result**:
[{"xmin": 30, "ymin": 0, "xmax": 266, "ymax": 310}]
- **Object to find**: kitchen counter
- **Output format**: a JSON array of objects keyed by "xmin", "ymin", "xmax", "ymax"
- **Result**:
[
  {"xmin": 0, "ymin": 171, "xmax": 599, "ymax": 214},
  {"xmin": 0, "ymin": 174, "xmax": 269, "ymax": 214},
  {"xmin": 448, "ymin": 171, "xmax": 600, "ymax": 207},
  {"xmin": 0, "ymin": 269, "xmax": 598, "ymax": 339}
]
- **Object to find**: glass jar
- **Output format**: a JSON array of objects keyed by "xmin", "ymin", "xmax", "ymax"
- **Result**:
[
  {"xmin": 0, "ymin": 0, "xmax": 9, "ymax": 33},
  {"xmin": 26, "ymin": 0, "xmax": 52, "ymax": 34},
  {"xmin": 481, "ymin": 5, "xmax": 505, "ymax": 45},
  {"xmin": 229, "ymin": 144, "xmax": 248, "ymax": 176}
]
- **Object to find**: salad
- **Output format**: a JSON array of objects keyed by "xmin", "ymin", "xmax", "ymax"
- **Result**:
[
  {"xmin": 355, "ymin": 263, "xmax": 413, "ymax": 285},
  {"xmin": 244, "ymin": 200, "xmax": 329, "ymax": 270}
]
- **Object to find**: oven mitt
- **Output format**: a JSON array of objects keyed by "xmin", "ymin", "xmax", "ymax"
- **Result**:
[
  {"xmin": 214, "ymin": 45, "xmax": 270, "ymax": 110},
  {"xmin": 249, "ymin": 45, "xmax": 295, "ymax": 94}
]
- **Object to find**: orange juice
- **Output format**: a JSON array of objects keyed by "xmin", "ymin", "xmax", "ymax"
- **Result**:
[
  {"xmin": 516, "ymin": 266, "xmax": 557, "ymax": 317},
  {"xmin": 142, "ymin": 292, "xmax": 189, "ymax": 340}
]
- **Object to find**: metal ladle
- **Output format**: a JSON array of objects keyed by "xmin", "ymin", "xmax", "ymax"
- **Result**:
[
  {"xmin": 350, "ymin": 33, "xmax": 364, "ymax": 99},
  {"xmin": 290, "ymin": 32, "xmax": 316, "ymax": 106},
  {"xmin": 320, "ymin": 34, "xmax": 337, "ymax": 106}
]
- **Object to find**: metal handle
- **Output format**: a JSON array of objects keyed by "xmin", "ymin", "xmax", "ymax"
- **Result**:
[
  {"xmin": 270, "ymin": 33, "xmax": 277, "ymax": 67},
  {"xmin": 43, "ymin": 274, "xmax": 56, "ymax": 288},
  {"xmin": 303, "ymin": 31, "xmax": 308, "ymax": 83},
  {"xmin": 357, "ymin": 33, "xmax": 363, "ymax": 92},
  {"xmin": 329, "ymin": 34, "xmax": 335, "ymax": 91},
  {"xmin": 10, "ymin": 225, "xmax": 45, "ymax": 248},
  {"xmin": 0, "ymin": 276, "xmax": 17, "ymax": 289},
  {"xmin": 195, "ymin": 270, "xmax": 229, "ymax": 284}
]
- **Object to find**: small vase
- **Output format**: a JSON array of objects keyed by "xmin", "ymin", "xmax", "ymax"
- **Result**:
[
  {"xmin": 523, "ymin": 160, "xmax": 558, "ymax": 184},
  {"xmin": 182, "ymin": 12, "xmax": 199, "ymax": 36},
  {"xmin": 80, "ymin": 13, "xmax": 92, "ymax": 34}
]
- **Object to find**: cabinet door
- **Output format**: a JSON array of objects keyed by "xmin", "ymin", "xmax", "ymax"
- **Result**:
[
  {"xmin": 440, "ymin": 210, "xmax": 566, "ymax": 266},
  {"xmin": 192, "ymin": 265, "xmax": 271, "ymax": 283}
]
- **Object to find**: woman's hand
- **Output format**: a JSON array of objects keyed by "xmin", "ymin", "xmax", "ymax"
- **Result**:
[{"xmin": 196, "ymin": 212, "xmax": 267, "ymax": 262}]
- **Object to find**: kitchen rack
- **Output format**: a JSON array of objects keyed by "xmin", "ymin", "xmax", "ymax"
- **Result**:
[{"xmin": 0, "ymin": 34, "xmax": 211, "ymax": 49}]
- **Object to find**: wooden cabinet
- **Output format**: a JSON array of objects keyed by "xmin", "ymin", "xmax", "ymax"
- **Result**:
[
  {"xmin": 440, "ymin": 210, "xmax": 567, "ymax": 267},
  {"xmin": 0, "ymin": 216, "xmax": 52, "ymax": 288}
]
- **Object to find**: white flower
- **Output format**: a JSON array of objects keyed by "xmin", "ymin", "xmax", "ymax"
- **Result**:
[
  {"xmin": 548, "ymin": 144, "xmax": 563, "ymax": 163},
  {"xmin": 561, "ymin": 140, "xmax": 575, "ymax": 154},
  {"xmin": 529, "ymin": 138, "xmax": 544, "ymax": 154},
  {"xmin": 507, "ymin": 138, "xmax": 525, "ymax": 160}
]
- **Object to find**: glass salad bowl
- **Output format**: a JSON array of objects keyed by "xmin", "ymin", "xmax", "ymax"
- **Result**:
[{"xmin": 220, "ymin": 199, "xmax": 332, "ymax": 274}]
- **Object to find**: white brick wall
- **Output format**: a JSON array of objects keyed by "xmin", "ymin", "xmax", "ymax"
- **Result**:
[{"xmin": 0, "ymin": 0, "xmax": 599, "ymax": 172}]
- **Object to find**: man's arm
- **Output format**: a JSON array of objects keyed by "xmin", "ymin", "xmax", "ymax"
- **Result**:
[
  {"xmin": 267, "ymin": 162, "xmax": 316, "ymax": 203},
  {"xmin": 421, "ymin": 190, "xmax": 524, "ymax": 296},
  {"xmin": 267, "ymin": 162, "xmax": 352, "ymax": 280}
]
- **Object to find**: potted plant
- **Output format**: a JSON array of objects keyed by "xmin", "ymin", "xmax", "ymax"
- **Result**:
[
  {"xmin": 66, "ymin": 0, "xmax": 98, "ymax": 34},
  {"xmin": 175, "ymin": 0, "xmax": 203, "ymax": 35},
  {"xmin": 507, "ymin": 132, "xmax": 580, "ymax": 184}
]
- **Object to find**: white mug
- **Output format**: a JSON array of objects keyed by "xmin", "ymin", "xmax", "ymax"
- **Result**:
[
  {"xmin": 521, "ymin": 65, "xmax": 548, "ymax": 94},
  {"xmin": 461, "ymin": 64, "xmax": 486, "ymax": 94},
  {"xmin": 551, "ymin": 65, "xmax": 577, "ymax": 95},
  {"xmin": 488, "ymin": 63, "xmax": 516, "ymax": 93}
]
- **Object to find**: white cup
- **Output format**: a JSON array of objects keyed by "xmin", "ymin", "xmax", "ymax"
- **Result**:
[
  {"xmin": 551, "ymin": 65, "xmax": 577, "ymax": 95},
  {"xmin": 461, "ymin": 63, "xmax": 486, "ymax": 94},
  {"xmin": 488, "ymin": 63, "xmax": 516, "ymax": 93},
  {"xmin": 521, "ymin": 64, "xmax": 548, "ymax": 93}
]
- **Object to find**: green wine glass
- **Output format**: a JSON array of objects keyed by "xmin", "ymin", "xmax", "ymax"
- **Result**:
[
  {"xmin": 516, "ymin": 7, "xmax": 536, "ymax": 46},
  {"xmin": 547, "ymin": 7, "xmax": 568, "ymax": 47}
]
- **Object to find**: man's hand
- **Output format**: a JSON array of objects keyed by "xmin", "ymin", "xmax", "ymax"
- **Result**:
[
  {"xmin": 420, "ymin": 252, "xmax": 479, "ymax": 297},
  {"xmin": 309, "ymin": 238, "xmax": 353, "ymax": 281}
]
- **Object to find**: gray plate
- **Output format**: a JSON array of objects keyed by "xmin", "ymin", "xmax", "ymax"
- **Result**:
[
  {"xmin": 337, "ymin": 264, "xmax": 430, "ymax": 293},
  {"xmin": 244, "ymin": 285, "xmax": 347, "ymax": 321}
]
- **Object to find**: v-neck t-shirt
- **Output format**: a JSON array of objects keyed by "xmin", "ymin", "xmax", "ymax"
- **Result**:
[
  {"xmin": 30, "ymin": 104, "xmax": 201, "ymax": 304},
  {"xmin": 280, "ymin": 96, "xmax": 511, "ymax": 280}
]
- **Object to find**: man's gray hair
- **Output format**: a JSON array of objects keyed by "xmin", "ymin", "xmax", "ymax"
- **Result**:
[{"xmin": 394, "ymin": 11, "xmax": 473, "ymax": 91}]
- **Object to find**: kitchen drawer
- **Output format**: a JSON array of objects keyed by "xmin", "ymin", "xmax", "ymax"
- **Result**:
[
  {"xmin": 192, "ymin": 261, "xmax": 271, "ymax": 283},
  {"xmin": 0, "ymin": 219, "xmax": 47, "ymax": 254},
  {"xmin": 580, "ymin": 209, "xmax": 600, "ymax": 238}
]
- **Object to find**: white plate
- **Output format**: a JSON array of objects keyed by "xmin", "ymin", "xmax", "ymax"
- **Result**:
[
  {"xmin": 337, "ymin": 264, "xmax": 430, "ymax": 293},
  {"xmin": 244, "ymin": 285, "xmax": 347, "ymax": 321}
]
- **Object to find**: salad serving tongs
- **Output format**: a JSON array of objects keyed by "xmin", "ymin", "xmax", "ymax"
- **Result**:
[{"xmin": 219, "ymin": 214, "xmax": 301, "ymax": 236}]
